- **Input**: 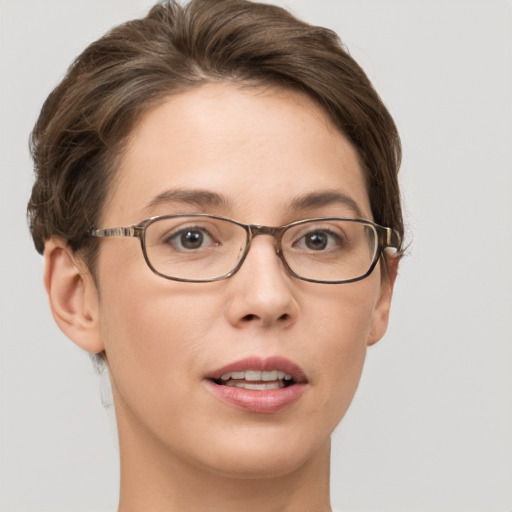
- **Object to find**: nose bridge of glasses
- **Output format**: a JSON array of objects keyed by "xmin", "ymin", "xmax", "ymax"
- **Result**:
[{"xmin": 247, "ymin": 225, "xmax": 285, "ymax": 252}]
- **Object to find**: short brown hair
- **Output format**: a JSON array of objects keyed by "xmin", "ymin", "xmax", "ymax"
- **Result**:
[{"xmin": 27, "ymin": 0, "xmax": 403, "ymax": 271}]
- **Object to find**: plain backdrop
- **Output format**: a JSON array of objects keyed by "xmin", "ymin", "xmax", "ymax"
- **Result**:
[{"xmin": 1, "ymin": 1, "xmax": 511, "ymax": 511}]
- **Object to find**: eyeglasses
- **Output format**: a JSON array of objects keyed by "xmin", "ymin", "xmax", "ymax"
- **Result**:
[{"xmin": 86, "ymin": 214, "xmax": 400, "ymax": 284}]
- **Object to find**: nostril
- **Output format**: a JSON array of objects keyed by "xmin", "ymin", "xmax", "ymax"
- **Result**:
[{"xmin": 241, "ymin": 313, "xmax": 290, "ymax": 323}]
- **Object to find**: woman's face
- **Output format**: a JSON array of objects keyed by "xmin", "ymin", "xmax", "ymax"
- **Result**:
[{"xmin": 93, "ymin": 83, "xmax": 394, "ymax": 478}]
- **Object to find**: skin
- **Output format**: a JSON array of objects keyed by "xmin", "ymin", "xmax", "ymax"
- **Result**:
[{"xmin": 44, "ymin": 83, "xmax": 397, "ymax": 512}]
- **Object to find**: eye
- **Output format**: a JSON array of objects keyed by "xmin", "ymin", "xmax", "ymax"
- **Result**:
[
  {"xmin": 294, "ymin": 229, "xmax": 342, "ymax": 251},
  {"xmin": 166, "ymin": 227, "xmax": 217, "ymax": 250}
]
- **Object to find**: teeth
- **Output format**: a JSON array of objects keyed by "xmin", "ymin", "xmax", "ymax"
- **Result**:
[
  {"xmin": 220, "ymin": 371, "xmax": 243, "ymax": 381},
  {"xmin": 245, "ymin": 370, "xmax": 261, "ymax": 382},
  {"xmin": 225, "ymin": 380, "xmax": 283, "ymax": 390},
  {"xmin": 261, "ymin": 370, "xmax": 278, "ymax": 381},
  {"xmin": 219, "ymin": 370, "xmax": 293, "ymax": 383}
]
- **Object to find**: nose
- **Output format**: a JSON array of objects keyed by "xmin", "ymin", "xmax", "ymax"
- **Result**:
[{"xmin": 224, "ymin": 236, "xmax": 299, "ymax": 329}]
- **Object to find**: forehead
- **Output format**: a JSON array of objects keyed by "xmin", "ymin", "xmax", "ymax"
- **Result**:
[{"xmin": 105, "ymin": 83, "xmax": 370, "ymax": 226}]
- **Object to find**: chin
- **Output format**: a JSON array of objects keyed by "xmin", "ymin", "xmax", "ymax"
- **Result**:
[{"xmin": 187, "ymin": 422, "xmax": 332, "ymax": 480}]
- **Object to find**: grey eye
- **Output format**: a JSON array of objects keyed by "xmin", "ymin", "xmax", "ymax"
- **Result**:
[
  {"xmin": 304, "ymin": 232, "xmax": 328, "ymax": 250},
  {"xmin": 167, "ymin": 228, "xmax": 215, "ymax": 250},
  {"xmin": 179, "ymin": 230, "xmax": 204, "ymax": 249}
]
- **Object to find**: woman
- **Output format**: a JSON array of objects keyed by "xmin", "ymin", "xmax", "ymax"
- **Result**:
[{"xmin": 27, "ymin": 1, "xmax": 403, "ymax": 510}]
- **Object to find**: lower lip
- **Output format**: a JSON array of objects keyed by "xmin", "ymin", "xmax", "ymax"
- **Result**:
[{"xmin": 204, "ymin": 380, "xmax": 307, "ymax": 414}]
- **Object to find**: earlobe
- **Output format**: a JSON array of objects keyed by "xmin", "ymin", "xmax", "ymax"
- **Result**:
[
  {"xmin": 367, "ymin": 255, "xmax": 399, "ymax": 347},
  {"xmin": 44, "ymin": 238, "xmax": 104, "ymax": 354}
]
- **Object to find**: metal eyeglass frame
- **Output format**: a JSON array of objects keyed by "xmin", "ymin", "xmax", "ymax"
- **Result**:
[{"xmin": 85, "ymin": 214, "xmax": 401, "ymax": 284}]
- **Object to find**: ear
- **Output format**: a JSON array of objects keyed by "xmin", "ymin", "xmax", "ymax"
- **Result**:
[
  {"xmin": 44, "ymin": 238, "xmax": 104, "ymax": 354},
  {"xmin": 367, "ymin": 254, "xmax": 399, "ymax": 347}
]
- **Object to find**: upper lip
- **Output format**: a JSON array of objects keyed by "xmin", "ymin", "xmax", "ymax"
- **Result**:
[{"xmin": 205, "ymin": 356, "xmax": 308, "ymax": 383}]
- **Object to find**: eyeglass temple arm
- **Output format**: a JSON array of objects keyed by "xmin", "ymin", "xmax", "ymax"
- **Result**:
[
  {"xmin": 87, "ymin": 226, "xmax": 141, "ymax": 238},
  {"xmin": 382, "ymin": 227, "xmax": 401, "ymax": 254}
]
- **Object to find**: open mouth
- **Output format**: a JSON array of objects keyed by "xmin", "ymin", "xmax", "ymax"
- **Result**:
[
  {"xmin": 213, "ymin": 370, "xmax": 296, "ymax": 390},
  {"xmin": 204, "ymin": 357, "xmax": 307, "ymax": 413}
]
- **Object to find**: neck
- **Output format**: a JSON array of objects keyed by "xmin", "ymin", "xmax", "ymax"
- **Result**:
[{"xmin": 115, "ymin": 401, "xmax": 332, "ymax": 512}]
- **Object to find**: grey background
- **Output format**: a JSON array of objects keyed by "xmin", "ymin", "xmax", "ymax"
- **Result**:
[{"xmin": 1, "ymin": 1, "xmax": 511, "ymax": 511}]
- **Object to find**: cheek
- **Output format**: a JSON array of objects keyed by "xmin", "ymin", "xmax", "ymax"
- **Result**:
[
  {"xmin": 99, "ymin": 281, "xmax": 217, "ymax": 372},
  {"xmin": 95, "ymin": 249, "xmax": 222, "ymax": 417},
  {"xmin": 301, "ymin": 280, "xmax": 379, "ymax": 422},
  {"xmin": 96, "ymin": 281, "xmax": 230, "ymax": 462}
]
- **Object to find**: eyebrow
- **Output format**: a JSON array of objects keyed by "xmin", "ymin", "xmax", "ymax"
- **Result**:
[
  {"xmin": 143, "ymin": 188, "xmax": 232, "ymax": 214},
  {"xmin": 288, "ymin": 190, "xmax": 365, "ymax": 218}
]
